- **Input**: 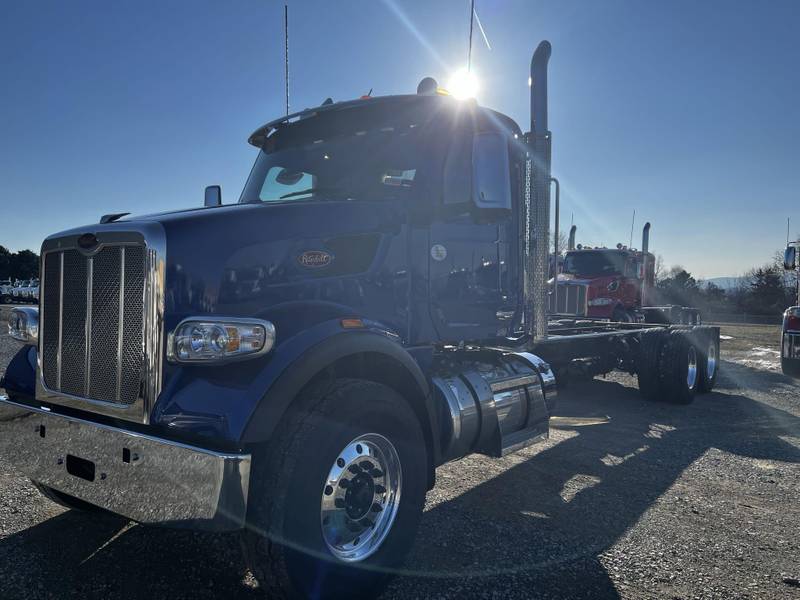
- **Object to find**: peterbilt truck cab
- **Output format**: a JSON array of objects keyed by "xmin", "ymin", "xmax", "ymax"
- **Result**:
[
  {"xmin": 0, "ymin": 42, "xmax": 720, "ymax": 599},
  {"xmin": 556, "ymin": 240, "xmax": 655, "ymax": 321},
  {"xmin": 782, "ymin": 242, "xmax": 800, "ymax": 377}
]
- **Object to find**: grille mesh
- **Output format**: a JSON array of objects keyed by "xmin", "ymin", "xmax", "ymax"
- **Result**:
[
  {"xmin": 88, "ymin": 247, "xmax": 122, "ymax": 401},
  {"xmin": 41, "ymin": 244, "xmax": 146, "ymax": 405}
]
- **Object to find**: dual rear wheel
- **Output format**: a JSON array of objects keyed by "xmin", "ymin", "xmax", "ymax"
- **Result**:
[{"xmin": 637, "ymin": 327, "xmax": 719, "ymax": 404}]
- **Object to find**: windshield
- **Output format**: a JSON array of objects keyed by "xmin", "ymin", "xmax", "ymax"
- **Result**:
[
  {"xmin": 240, "ymin": 106, "xmax": 433, "ymax": 204},
  {"xmin": 563, "ymin": 250, "xmax": 626, "ymax": 276}
]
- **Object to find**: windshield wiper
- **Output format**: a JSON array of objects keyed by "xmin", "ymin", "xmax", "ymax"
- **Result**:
[{"xmin": 279, "ymin": 186, "xmax": 350, "ymax": 200}]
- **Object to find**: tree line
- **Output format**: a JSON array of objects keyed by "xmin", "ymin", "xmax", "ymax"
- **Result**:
[
  {"xmin": 652, "ymin": 251, "xmax": 798, "ymax": 316},
  {"xmin": 0, "ymin": 246, "xmax": 39, "ymax": 281}
]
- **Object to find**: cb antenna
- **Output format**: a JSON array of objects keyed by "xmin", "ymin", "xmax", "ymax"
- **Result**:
[
  {"xmin": 629, "ymin": 209, "xmax": 636, "ymax": 248},
  {"xmin": 468, "ymin": 0, "xmax": 475, "ymax": 71},
  {"xmin": 284, "ymin": 4, "xmax": 290, "ymax": 116}
]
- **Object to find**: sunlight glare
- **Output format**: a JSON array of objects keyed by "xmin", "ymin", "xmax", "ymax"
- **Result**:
[{"xmin": 447, "ymin": 68, "xmax": 479, "ymax": 100}]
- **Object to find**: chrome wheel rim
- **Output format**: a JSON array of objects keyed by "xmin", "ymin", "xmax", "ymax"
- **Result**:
[
  {"xmin": 707, "ymin": 342, "xmax": 717, "ymax": 380},
  {"xmin": 686, "ymin": 347, "xmax": 698, "ymax": 389},
  {"xmin": 320, "ymin": 433, "xmax": 402, "ymax": 562}
]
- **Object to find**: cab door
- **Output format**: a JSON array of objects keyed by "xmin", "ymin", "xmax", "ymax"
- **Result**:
[{"xmin": 428, "ymin": 129, "xmax": 516, "ymax": 342}]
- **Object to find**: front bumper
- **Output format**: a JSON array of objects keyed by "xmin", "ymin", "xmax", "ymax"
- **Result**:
[{"xmin": 0, "ymin": 396, "xmax": 250, "ymax": 531}]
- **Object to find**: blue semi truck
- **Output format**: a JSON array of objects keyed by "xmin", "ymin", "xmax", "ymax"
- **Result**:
[{"xmin": 1, "ymin": 42, "xmax": 720, "ymax": 598}]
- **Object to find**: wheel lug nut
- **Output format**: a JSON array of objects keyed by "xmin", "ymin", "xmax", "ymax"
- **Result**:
[
  {"xmin": 348, "ymin": 464, "xmax": 362, "ymax": 474},
  {"xmin": 371, "ymin": 503, "xmax": 383, "ymax": 512},
  {"xmin": 359, "ymin": 460, "xmax": 374, "ymax": 470},
  {"xmin": 338, "ymin": 479, "xmax": 350, "ymax": 489},
  {"xmin": 371, "ymin": 469, "xmax": 384, "ymax": 478},
  {"xmin": 335, "ymin": 498, "xmax": 345, "ymax": 509},
  {"xmin": 374, "ymin": 484, "xmax": 386, "ymax": 494}
]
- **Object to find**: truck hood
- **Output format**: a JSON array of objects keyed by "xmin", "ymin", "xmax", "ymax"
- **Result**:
[{"xmin": 47, "ymin": 199, "xmax": 405, "ymax": 329}]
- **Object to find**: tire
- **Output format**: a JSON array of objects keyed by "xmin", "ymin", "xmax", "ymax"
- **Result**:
[
  {"xmin": 782, "ymin": 356, "xmax": 800, "ymax": 378},
  {"xmin": 612, "ymin": 306, "xmax": 633, "ymax": 323},
  {"xmin": 637, "ymin": 328, "xmax": 667, "ymax": 401},
  {"xmin": 242, "ymin": 378, "xmax": 428, "ymax": 599},
  {"xmin": 32, "ymin": 481, "xmax": 103, "ymax": 512},
  {"xmin": 697, "ymin": 328, "xmax": 720, "ymax": 393},
  {"xmin": 659, "ymin": 330, "xmax": 699, "ymax": 404}
]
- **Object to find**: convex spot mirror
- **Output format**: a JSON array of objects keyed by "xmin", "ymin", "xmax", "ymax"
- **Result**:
[
  {"xmin": 472, "ymin": 132, "xmax": 512, "ymax": 214},
  {"xmin": 784, "ymin": 246, "xmax": 797, "ymax": 271}
]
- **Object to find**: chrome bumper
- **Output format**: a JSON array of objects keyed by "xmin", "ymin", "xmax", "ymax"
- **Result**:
[
  {"xmin": 0, "ymin": 396, "xmax": 250, "ymax": 531},
  {"xmin": 783, "ymin": 331, "xmax": 800, "ymax": 359}
]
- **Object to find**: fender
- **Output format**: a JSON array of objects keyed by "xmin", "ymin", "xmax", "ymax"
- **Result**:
[
  {"xmin": 241, "ymin": 327, "xmax": 440, "ymax": 487},
  {"xmin": 0, "ymin": 345, "xmax": 37, "ymax": 400}
]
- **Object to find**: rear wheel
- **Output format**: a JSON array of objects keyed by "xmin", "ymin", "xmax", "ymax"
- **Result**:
[
  {"xmin": 242, "ymin": 378, "xmax": 427, "ymax": 599},
  {"xmin": 660, "ymin": 330, "xmax": 698, "ymax": 404},
  {"xmin": 637, "ymin": 329, "xmax": 698, "ymax": 404},
  {"xmin": 637, "ymin": 328, "xmax": 667, "ymax": 401},
  {"xmin": 697, "ymin": 328, "xmax": 720, "ymax": 393},
  {"xmin": 612, "ymin": 306, "xmax": 633, "ymax": 323}
]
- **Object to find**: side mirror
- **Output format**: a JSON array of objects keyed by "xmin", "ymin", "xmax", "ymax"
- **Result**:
[
  {"xmin": 784, "ymin": 246, "xmax": 797, "ymax": 271},
  {"xmin": 471, "ymin": 132, "xmax": 512, "ymax": 213},
  {"xmin": 204, "ymin": 185, "xmax": 222, "ymax": 207}
]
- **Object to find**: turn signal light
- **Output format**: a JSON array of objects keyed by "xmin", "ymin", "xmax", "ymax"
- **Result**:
[{"xmin": 785, "ymin": 307, "xmax": 800, "ymax": 332}]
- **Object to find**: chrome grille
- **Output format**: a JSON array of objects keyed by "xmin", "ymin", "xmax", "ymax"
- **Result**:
[
  {"xmin": 549, "ymin": 283, "xmax": 588, "ymax": 316},
  {"xmin": 41, "ymin": 245, "xmax": 146, "ymax": 405}
]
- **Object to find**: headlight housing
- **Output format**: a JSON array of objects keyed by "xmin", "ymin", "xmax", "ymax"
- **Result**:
[
  {"xmin": 167, "ymin": 317, "xmax": 275, "ymax": 364},
  {"xmin": 8, "ymin": 307, "xmax": 38, "ymax": 345}
]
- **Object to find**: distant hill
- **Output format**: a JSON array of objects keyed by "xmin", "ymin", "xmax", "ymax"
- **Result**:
[{"xmin": 701, "ymin": 277, "xmax": 746, "ymax": 290}]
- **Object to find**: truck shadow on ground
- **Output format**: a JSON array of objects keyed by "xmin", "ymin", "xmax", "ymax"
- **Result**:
[
  {"xmin": 385, "ymin": 361, "xmax": 800, "ymax": 598},
  {"xmin": 0, "ymin": 361, "xmax": 798, "ymax": 599}
]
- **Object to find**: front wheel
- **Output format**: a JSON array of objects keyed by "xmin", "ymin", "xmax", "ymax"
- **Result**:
[{"xmin": 242, "ymin": 378, "xmax": 428, "ymax": 599}]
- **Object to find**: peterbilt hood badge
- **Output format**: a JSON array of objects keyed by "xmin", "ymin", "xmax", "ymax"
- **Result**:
[{"xmin": 298, "ymin": 250, "xmax": 333, "ymax": 269}]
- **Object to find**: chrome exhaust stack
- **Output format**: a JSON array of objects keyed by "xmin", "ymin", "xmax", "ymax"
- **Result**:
[
  {"xmin": 568, "ymin": 225, "xmax": 577, "ymax": 251},
  {"xmin": 641, "ymin": 222, "xmax": 651, "ymax": 306},
  {"xmin": 525, "ymin": 40, "xmax": 552, "ymax": 343}
]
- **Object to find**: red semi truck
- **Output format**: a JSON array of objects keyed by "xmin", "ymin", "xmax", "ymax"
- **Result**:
[{"xmin": 551, "ymin": 223, "xmax": 700, "ymax": 324}]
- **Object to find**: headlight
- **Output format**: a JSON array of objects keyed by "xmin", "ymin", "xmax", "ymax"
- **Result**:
[
  {"xmin": 167, "ymin": 317, "xmax": 275, "ymax": 364},
  {"xmin": 8, "ymin": 307, "xmax": 38, "ymax": 345},
  {"xmin": 588, "ymin": 298, "xmax": 614, "ymax": 307}
]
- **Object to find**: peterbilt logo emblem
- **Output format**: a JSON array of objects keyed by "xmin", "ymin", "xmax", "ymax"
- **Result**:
[
  {"xmin": 298, "ymin": 250, "xmax": 333, "ymax": 269},
  {"xmin": 77, "ymin": 233, "xmax": 99, "ymax": 250}
]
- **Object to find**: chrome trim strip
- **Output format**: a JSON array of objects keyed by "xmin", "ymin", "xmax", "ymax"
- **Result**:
[
  {"xmin": 116, "ymin": 246, "xmax": 125, "ymax": 403},
  {"xmin": 57, "ymin": 252, "xmax": 64, "ymax": 390},
  {"xmin": 36, "ymin": 222, "xmax": 167, "ymax": 425},
  {"xmin": 0, "ymin": 396, "xmax": 250, "ymax": 532},
  {"xmin": 84, "ymin": 255, "xmax": 93, "ymax": 396}
]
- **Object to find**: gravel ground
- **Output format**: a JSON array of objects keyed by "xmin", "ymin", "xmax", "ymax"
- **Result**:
[{"xmin": 0, "ymin": 312, "xmax": 798, "ymax": 599}]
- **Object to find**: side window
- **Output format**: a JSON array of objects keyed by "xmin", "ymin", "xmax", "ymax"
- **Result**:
[
  {"xmin": 259, "ymin": 167, "xmax": 315, "ymax": 201},
  {"xmin": 472, "ymin": 132, "xmax": 512, "ymax": 210},
  {"xmin": 443, "ymin": 134, "xmax": 472, "ymax": 206}
]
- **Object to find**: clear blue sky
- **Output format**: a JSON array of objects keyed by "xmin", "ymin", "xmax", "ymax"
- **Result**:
[{"xmin": 1, "ymin": 0, "xmax": 798, "ymax": 278}]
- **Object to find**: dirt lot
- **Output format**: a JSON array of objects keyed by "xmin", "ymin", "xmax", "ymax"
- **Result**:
[{"xmin": 0, "ymin": 311, "xmax": 798, "ymax": 599}]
